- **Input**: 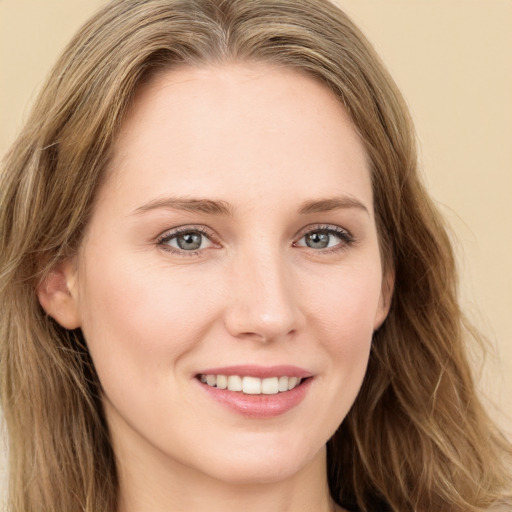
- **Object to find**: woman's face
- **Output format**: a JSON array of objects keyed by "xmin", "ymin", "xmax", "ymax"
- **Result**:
[{"xmin": 67, "ymin": 64, "xmax": 391, "ymax": 484}]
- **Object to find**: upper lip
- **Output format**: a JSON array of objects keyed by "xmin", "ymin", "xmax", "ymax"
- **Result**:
[{"xmin": 196, "ymin": 365, "xmax": 313, "ymax": 379}]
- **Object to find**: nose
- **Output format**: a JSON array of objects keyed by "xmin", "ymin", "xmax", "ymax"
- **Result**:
[{"xmin": 223, "ymin": 248, "xmax": 304, "ymax": 343}]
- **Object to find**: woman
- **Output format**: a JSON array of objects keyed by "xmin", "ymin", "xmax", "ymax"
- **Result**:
[{"xmin": 0, "ymin": 1, "xmax": 510, "ymax": 511}]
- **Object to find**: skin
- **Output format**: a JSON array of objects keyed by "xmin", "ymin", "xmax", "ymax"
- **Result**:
[{"xmin": 39, "ymin": 63, "xmax": 392, "ymax": 512}]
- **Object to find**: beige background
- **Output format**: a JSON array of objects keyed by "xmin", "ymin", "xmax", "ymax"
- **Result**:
[{"xmin": 1, "ymin": 0, "xmax": 511, "ymax": 502}]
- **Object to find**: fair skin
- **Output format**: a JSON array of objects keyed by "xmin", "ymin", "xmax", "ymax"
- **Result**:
[{"xmin": 39, "ymin": 63, "xmax": 392, "ymax": 512}]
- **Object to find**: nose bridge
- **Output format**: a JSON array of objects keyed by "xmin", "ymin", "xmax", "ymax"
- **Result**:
[{"xmin": 224, "ymin": 242, "xmax": 301, "ymax": 342}]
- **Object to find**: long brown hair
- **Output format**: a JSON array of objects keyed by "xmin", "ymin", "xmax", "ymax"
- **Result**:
[{"xmin": 1, "ymin": 1, "xmax": 510, "ymax": 511}]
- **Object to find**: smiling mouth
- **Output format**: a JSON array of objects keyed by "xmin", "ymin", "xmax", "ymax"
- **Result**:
[{"xmin": 197, "ymin": 374, "xmax": 305, "ymax": 395}]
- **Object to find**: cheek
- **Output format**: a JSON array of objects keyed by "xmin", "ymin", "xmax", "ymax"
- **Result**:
[
  {"xmin": 305, "ymin": 261, "xmax": 383, "ymax": 341},
  {"xmin": 279, "ymin": 265, "xmax": 380, "ymax": 451},
  {"xmin": 305, "ymin": 263, "xmax": 381, "ymax": 388},
  {"xmin": 77, "ymin": 253, "xmax": 222, "ymax": 389}
]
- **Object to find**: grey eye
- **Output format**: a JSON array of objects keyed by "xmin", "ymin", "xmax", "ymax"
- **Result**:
[
  {"xmin": 166, "ymin": 231, "xmax": 212, "ymax": 251},
  {"xmin": 296, "ymin": 229, "xmax": 348, "ymax": 250},
  {"xmin": 304, "ymin": 231, "xmax": 331, "ymax": 249}
]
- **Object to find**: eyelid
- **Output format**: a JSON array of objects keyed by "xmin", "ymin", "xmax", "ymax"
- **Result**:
[
  {"xmin": 156, "ymin": 225, "xmax": 219, "ymax": 255},
  {"xmin": 155, "ymin": 223, "xmax": 354, "ymax": 256},
  {"xmin": 293, "ymin": 224, "xmax": 355, "ymax": 251}
]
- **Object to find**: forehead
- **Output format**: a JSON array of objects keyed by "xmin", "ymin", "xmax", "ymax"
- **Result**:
[{"xmin": 104, "ymin": 63, "xmax": 372, "ymax": 213}]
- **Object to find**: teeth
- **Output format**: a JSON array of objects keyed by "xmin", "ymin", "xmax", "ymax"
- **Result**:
[
  {"xmin": 216, "ymin": 374, "xmax": 228, "ymax": 389},
  {"xmin": 227, "ymin": 375, "xmax": 242, "ymax": 392},
  {"xmin": 200, "ymin": 374, "xmax": 303, "ymax": 394},
  {"xmin": 288, "ymin": 376, "xmax": 298, "ymax": 390},
  {"xmin": 242, "ymin": 376, "xmax": 261, "ymax": 394},
  {"xmin": 261, "ymin": 377, "xmax": 279, "ymax": 395}
]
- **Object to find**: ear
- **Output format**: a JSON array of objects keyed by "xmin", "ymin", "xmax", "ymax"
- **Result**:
[
  {"xmin": 37, "ymin": 259, "xmax": 82, "ymax": 329},
  {"xmin": 373, "ymin": 268, "xmax": 395, "ymax": 331}
]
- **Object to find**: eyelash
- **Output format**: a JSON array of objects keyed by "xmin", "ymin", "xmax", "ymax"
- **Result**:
[
  {"xmin": 157, "ymin": 226, "xmax": 217, "ymax": 257},
  {"xmin": 294, "ymin": 225, "xmax": 355, "ymax": 254},
  {"xmin": 156, "ymin": 224, "xmax": 355, "ymax": 256}
]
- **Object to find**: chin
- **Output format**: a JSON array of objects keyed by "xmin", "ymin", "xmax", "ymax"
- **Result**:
[{"xmin": 194, "ymin": 435, "xmax": 325, "ymax": 485}]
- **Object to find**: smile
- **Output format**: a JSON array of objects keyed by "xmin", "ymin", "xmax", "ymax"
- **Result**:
[
  {"xmin": 195, "ymin": 365, "xmax": 313, "ymax": 418},
  {"xmin": 199, "ymin": 374, "xmax": 302, "ymax": 395}
]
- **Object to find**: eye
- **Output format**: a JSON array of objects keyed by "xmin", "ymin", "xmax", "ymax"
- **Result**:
[
  {"xmin": 158, "ymin": 227, "xmax": 214, "ymax": 253},
  {"xmin": 295, "ymin": 226, "xmax": 353, "ymax": 250}
]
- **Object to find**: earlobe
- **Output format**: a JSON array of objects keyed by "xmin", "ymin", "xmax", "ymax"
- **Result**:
[
  {"xmin": 374, "ymin": 269, "xmax": 395, "ymax": 331},
  {"xmin": 36, "ymin": 260, "xmax": 82, "ymax": 330}
]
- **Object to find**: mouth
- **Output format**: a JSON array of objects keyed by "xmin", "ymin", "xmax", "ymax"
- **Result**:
[
  {"xmin": 197, "ymin": 373, "xmax": 306, "ymax": 395},
  {"xmin": 195, "ymin": 366, "xmax": 313, "ymax": 418}
]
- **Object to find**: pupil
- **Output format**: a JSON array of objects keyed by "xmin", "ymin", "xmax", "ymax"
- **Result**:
[
  {"xmin": 306, "ymin": 231, "xmax": 329, "ymax": 249},
  {"xmin": 177, "ymin": 232, "xmax": 202, "ymax": 250}
]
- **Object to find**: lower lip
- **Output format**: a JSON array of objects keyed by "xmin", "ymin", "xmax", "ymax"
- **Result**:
[{"xmin": 197, "ymin": 378, "xmax": 313, "ymax": 418}]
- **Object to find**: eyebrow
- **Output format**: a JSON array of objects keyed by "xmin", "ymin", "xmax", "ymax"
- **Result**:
[
  {"xmin": 132, "ymin": 195, "xmax": 369, "ymax": 216},
  {"xmin": 132, "ymin": 197, "xmax": 233, "ymax": 216},
  {"xmin": 298, "ymin": 196, "xmax": 369, "ymax": 215}
]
